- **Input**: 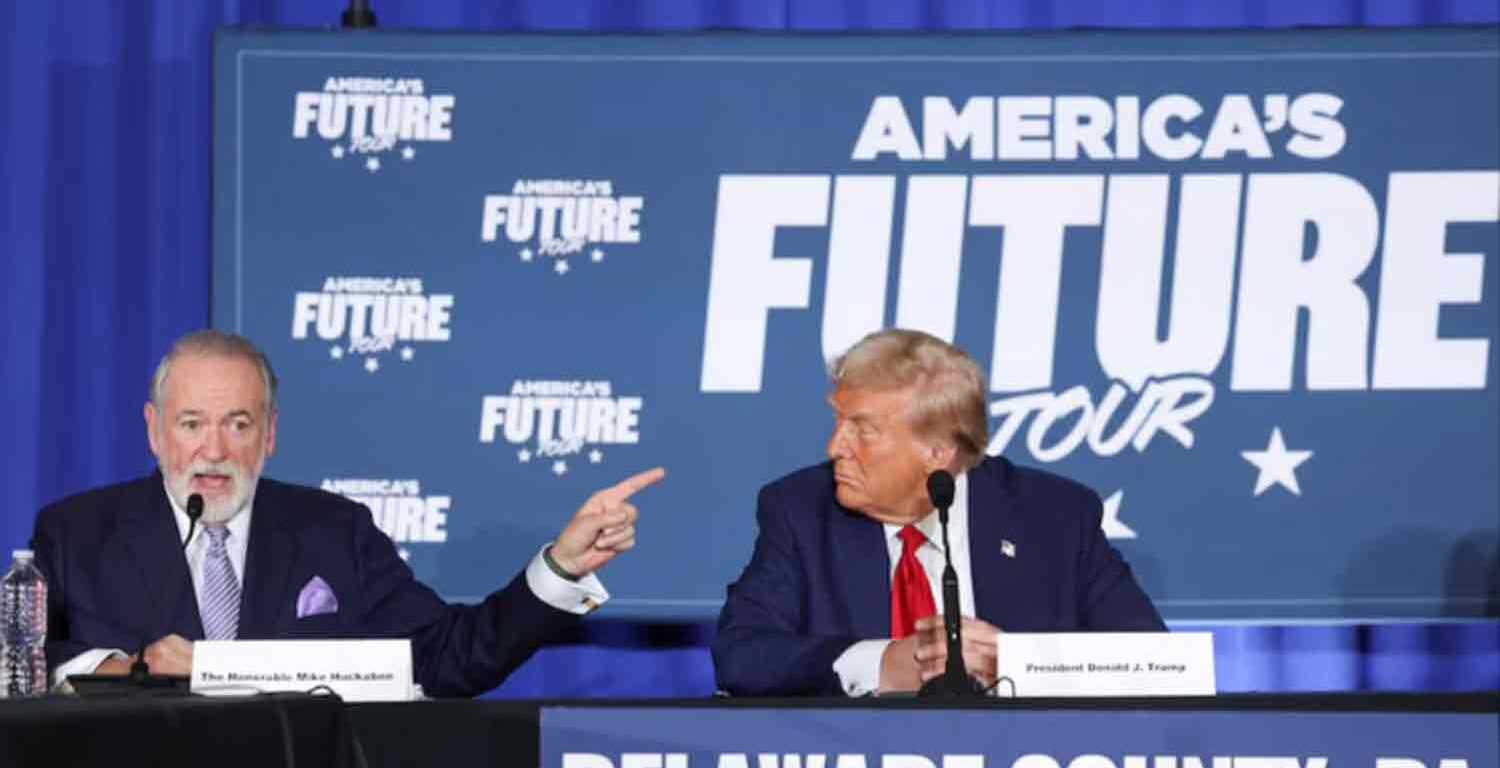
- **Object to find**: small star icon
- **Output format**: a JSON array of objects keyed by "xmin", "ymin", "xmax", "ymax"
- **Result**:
[
  {"xmin": 365, "ymin": 157, "xmax": 380, "ymax": 173},
  {"xmin": 590, "ymin": 248, "xmax": 605, "ymax": 263},
  {"xmin": 551, "ymin": 460, "xmax": 567, "ymax": 477},
  {"xmin": 1242, "ymin": 427, "xmax": 1313, "ymax": 496},
  {"xmin": 519, "ymin": 247, "xmax": 534, "ymax": 262},
  {"xmin": 1100, "ymin": 490, "xmax": 1137, "ymax": 539},
  {"xmin": 400, "ymin": 346, "xmax": 414, "ymax": 362},
  {"xmin": 364, "ymin": 357, "xmax": 379, "ymax": 373},
  {"xmin": 554, "ymin": 260, "xmax": 570, "ymax": 275},
  {"xmin": 330, "ymin": 145, "xmax": 345, "ymax": 159},
  {"xmin": 588, "ymin": 449, "xmax": 603, "ymax": 464},
  {"xmin": 400, "ymin": 145, "xmax": 416, "ymax": 161},
  {"xmin": 517, "ymin": 448, "xmax": 532, "ymax": 463},
  {"xmin": 398, "ymin": 548, "xmax": 411, "ymax": 561},
  {"xmin": 329, "ymin": 346, "xmax": 344, "ymax": 360}
]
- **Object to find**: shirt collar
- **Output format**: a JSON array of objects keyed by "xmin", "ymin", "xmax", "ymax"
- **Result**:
[{"xmin": 883, "ymin": 471, "xmax": 969, "ymax": 553}]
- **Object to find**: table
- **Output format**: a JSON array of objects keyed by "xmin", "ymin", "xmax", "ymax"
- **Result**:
[{"xmin": 0, "ymin": 692, "xmax": 356, "ymax": 768}]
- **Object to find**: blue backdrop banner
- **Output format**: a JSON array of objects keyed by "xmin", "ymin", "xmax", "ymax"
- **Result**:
[{"xmin": 213, "ymin": 27, "xmax": 1499, "ymax": 622}]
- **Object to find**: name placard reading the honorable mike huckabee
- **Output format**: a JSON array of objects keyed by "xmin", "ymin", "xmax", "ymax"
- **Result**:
[
  {"xmin": 191, "ymin": 639, "xmax": 415, "ymax": 702},
  {"xmin": 996, "ymin": 632, "xmax": 1215, "ymax": 697}
]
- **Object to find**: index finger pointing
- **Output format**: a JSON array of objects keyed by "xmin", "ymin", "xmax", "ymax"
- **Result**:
[{"xmin": 602, "ymin": 466, "xmax": 666, "ymax": 503}]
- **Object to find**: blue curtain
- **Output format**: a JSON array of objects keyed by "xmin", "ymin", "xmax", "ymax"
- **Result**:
[{"xmin": 2, "ymin": 0, "xmax": 1495, "ymax": 698}]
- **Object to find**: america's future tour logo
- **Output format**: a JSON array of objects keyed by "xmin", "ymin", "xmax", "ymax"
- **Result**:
[
  {"xmin": 478, "ymin": 380, "xmax": 644, "ymax": 477},
  {"xmin": 696, "ymin": 91, "xmax": 1500, "ymax": 541},
  {"xmin": 321, "ymin": 478, "xmax": 451, "ymax": 561},
  {"xmin": 480, "ymin": 179, "xmax": 644, "ymax": 275},
  {"xmin": 291, "ymin": 276, "xmax": 454, "ymax": 373},
  {"xmin": 292, "ymin": 76, "xmax": 455, "ymax": 172}
]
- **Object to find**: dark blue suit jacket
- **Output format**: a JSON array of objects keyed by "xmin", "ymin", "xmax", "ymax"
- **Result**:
[
  {"xmin": 712, "ymin": 457, "xmax": 1165, "ymax": 695},
  {"xmin": 31, "ymin": 472, "xmax": 578, "ymax": 697}
]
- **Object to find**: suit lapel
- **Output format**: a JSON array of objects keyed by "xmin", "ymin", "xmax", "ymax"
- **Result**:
[
  {"xmin": 238, "ymin": 481, "xmax": 300, "ymax": 639},
  {"xmin": 830, "ymin": 500, "xmax": 890, "ymax": 640},
  {"xmin": 966, "ymin": 460, "xmax": 1023, "ymax": 629},
  {"xmin": 117, "ymin": 473, "xmax": 204, "ymax": 641}
]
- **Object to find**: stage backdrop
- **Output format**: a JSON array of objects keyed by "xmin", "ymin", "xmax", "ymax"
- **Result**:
[{"xmin": 213, "ymin": 27, "xmax": 1498, "ymax": 623}]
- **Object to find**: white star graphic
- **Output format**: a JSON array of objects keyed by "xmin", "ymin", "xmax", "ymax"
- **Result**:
[
  {"xmin": 519, "ymin": 247, "xmax": 534, "ymax": 262},
  {"xmin": 364, "ymin": 357, "xmax": 379, "ymax": 373},
  {"xmin": 330, "ymin": 145, "xmax": 345, "ymax": 159},
  {"xmin": 1242, "ymin": 427, "xmax": 1313, "ymax": 496},
  {"xmin": 554, "ymin": 260, "xmax": 570, "ymax": 275},
  {"xmin": 551, "ymin": 460, "xmax": 567, "ymax": 477},
  {"xmin": 400, "ymin": 346, "xmax": 414, "ymax": 362},
  {"xmin": 517, "ymin": 448, "xmax": 532, "ymax": 463},
  {"xmin": 588, "ymin": 449, "xmax": 603, "ymax": 464},
  {"xmin": 398, "ymin": 548, "xmax": 411, "ymax": 561},
  {"xmin": 401, "ymin": 145, "xmax": 416, "ymax": 161},
  {"xmin": 590, "ymin": 248, "xmax": 605, "ymax": 263},
  {"xmin": 365, "ymin": 157, "xmax": 380, "ymax": 173},
  {"xmin": 1100, "ymin": 490, "xmax": 1137, "ymax": 539},
  {"xmin": 329, "ymin": 346, "xmax": 344, "ymax": 360}
]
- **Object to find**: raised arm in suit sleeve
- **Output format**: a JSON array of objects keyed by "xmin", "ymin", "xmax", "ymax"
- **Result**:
[
  {"xmin": 344, "ymin": 507, "xmax": 582, "ymax": 698},
  {"xmin": 712, "ymin": 485, "xmax": 856, "ymax": 696},
  {"xmin": 1073, "ymin": 490, "xmax": 1167, "ymax": 631}
]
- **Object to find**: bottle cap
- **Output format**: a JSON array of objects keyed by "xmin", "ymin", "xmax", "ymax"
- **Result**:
[{"xmin": 11, "ymin": 549, "xmax": 33, "ymax": 560}]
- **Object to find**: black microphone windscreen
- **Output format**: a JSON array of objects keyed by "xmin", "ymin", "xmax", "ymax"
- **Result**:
[
  {"xmin": 186, "ymin": 493, "xmax": 204, "ymax": 520},
  {"xmin": 926, "ymin": 470, "xmax": 955, "ymax": 509}
]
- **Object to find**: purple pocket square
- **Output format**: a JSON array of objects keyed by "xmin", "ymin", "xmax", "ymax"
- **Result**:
[{"xmin": 296, "ymin": 576, "xmax": 339, "ymax": 619}]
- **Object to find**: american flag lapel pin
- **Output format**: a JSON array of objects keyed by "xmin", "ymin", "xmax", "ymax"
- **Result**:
[{"xmin": 1001, "ymin": 539, "xmax": 1017, "ymax": 558}]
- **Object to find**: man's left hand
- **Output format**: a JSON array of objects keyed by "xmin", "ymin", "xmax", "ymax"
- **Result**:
[
  {"xmin": 550, "ymin": 467, "xmax": 666, "ymax": 578},
  {"xmin": 914, "ymin": 615, "xmax": 1002, "ymax": 689}
]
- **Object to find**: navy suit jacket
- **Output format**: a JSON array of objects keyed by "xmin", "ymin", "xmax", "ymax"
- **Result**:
[
  {"xmin": 712, "ymin": 457, "xmax": 1165, "ymax": 696},
  {"xmin": 31, "ymin": 472, "xmax": 579, "ymax": 697}
]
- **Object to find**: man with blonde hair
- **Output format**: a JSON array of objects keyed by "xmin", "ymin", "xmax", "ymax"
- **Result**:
[{"xmin": 713, "ymin": 328, "xmax": 1163, "ymax": 696}]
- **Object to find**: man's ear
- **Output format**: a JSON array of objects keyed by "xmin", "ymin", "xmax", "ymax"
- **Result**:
[
  {"xmin": 924, "ymin": 439, "xmax": 958, "ymax": 472},
  {"xmin": 144, "ymin": 402, "xmax": 162, "ymax": 458},
  {"xmin": 264, "ymin": 407, "xmax": 278, "ymax": 459}
]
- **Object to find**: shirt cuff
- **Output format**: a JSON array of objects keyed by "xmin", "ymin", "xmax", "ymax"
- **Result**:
[
  {"xmin": 52, "ymin": 648, "xmax": 128, "ymax": 688},
  {"xmin": 525, "ymin": 545, "xmax": 609, "ymax": 615},
  {"xmin": 832, "ymin": 639, "xmax": 890, "ymax": 697}
]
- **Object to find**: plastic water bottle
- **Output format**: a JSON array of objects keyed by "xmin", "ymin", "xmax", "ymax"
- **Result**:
[{"xmin": 1, "ymin": 549, "xmax": 47, "ymax": 697}]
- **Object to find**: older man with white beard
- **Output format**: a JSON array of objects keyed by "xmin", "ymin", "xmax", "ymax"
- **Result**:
[{"xmin": 31, "ymin": 329, "xmax": 663, "ymax": 697}]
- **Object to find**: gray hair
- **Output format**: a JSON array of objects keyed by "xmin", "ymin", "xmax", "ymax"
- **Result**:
[
  {"xmin": 150, "ymin": 329, "xmax": 278, "ymax": 410},
  {"xmin": 831, "ymin": 328, "xmax": 988, "ymax": 472}
]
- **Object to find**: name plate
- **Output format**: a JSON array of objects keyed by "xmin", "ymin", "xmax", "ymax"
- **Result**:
[
  {"xmin": 995, "ymin": 632, "xmax": 1215, "ymax": 697},
  {"xmin": 191, "ymin": 639, "xmax": 415, "ymax": 702}
]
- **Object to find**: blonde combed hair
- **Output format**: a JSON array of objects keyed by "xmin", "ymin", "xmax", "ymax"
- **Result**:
[{"xmin": 831, "ymin": 328, "xmax": 988, "ymax": 471}]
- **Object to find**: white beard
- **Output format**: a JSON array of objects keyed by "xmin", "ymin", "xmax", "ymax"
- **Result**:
[{"xmin": 162, "ymin": 458, "xmax": 261, "ymax": 524}]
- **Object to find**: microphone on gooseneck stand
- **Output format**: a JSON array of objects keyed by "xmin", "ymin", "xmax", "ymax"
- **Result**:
[
  {"xmin": 182, "ymin": 493, "xmax": 204, "ymax": 551},
  {"xmin": 124, "ymin": 493, "xmax": 204, "ymax": 686},
  {"xmin": 68, "ymin": 494, "xmax": 199, "ymax": 694},
  {"xmin": 918, "ymin": 470, "xmax": 985, "ymax": 697}
]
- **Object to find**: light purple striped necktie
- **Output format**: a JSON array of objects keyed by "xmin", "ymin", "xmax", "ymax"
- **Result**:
[{"xmin": 199, "ymin": 526, "xmax": 240, "ymax": 641}]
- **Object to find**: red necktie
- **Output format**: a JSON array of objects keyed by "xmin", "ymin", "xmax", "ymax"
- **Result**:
[{"xmin": 890, "ymin": 524, "xmax": 937, "ymax": 639}]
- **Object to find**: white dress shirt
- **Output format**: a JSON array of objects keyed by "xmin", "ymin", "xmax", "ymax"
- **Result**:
[
  {"xmin": 831, "ymin": 472, "xmax": 976, "ymax": 696},
  {"xmin": 53, "ymin": 480, "xmax": 608, "ymax": 686}
]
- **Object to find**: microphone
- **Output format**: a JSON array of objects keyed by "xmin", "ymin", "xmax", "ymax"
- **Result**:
[
  {"xmin": 919, "ymin": 469, "xmax": 984, "ymax": 697},
  {"xmin": 68, "ymin": 492, "xmax": 200, "ymax": 695},
  {"xmin": 125, "ymin": 493, "xmax": 202, "ymax": 685},
  {"xmin": 927, "ymin": 471, "xmax": 954, "ymax": 526},
  {"xmin": 182, "ymin": 493, "xmax": 204, "ymax": 550}
]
